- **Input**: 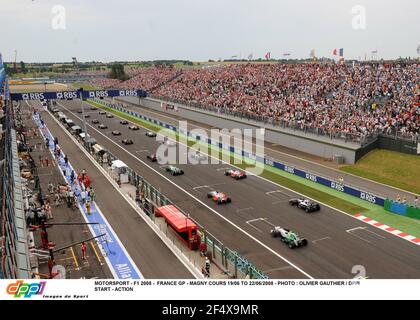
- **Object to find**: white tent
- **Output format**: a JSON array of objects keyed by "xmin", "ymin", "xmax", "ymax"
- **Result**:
[{"xmin": 111, "ymin": 159, "xmax": 128, "ymax": 169}]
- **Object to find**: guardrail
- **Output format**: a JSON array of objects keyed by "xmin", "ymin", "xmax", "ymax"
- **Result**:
[{"xmin": 92, "ymin": 98, "xmax": 386, "ymax": 208}]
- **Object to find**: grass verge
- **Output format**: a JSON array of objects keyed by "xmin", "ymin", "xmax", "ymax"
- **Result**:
[{"xmin": 340, "ymin": 149, "xmax": 420, "ymax": 195}]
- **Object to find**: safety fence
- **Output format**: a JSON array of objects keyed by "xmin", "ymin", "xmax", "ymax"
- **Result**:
[
  {"xmin": 49, "ymin": 104, "xmax": 267, "ymax": 279},
  {"xmin": 91, "ymin": 98, "xmax": 387, "ymax": 209}
]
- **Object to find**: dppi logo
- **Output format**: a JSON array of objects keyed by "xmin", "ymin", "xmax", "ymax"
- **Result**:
[{"xmin": 6, "ymin": 280, "xmax": 46, "ymax": 298}]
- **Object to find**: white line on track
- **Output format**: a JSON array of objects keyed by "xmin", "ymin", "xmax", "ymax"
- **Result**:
[
  {"xmin": 312, "ymin": 237, "xmax": 332, "ymax": 244},
  {"xmin": 58, "ymin": 100, "xmax": 314, "ymax": 279}
]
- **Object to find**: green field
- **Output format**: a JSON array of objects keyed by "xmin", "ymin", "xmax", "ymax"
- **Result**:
[
  {"xmin": 340, "ymin": 150, "xmax": 420, "ymax": 195},
  {"xmin": 85, "ymin": 99, "xmax": 420, "ymax": 238}
]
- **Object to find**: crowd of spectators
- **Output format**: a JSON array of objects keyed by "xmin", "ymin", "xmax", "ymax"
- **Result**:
[{"xmin": 90, "ymin": 63, "xmax": 420, "ymax": 141}]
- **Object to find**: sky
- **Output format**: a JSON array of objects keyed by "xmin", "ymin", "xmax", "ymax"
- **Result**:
[{"xmin": 0, "ymin": 0, "xmax": 419, "ymax": 62}]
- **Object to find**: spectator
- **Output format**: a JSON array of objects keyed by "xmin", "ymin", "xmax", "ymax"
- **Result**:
[{"xmin": 81, "ymin": 242, "xmax": 87, "ymax": 260}]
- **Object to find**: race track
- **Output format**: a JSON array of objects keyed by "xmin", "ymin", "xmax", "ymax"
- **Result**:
[{"xmin": 47, "ymin": 100, "xmax": 420, "ymax": 279}]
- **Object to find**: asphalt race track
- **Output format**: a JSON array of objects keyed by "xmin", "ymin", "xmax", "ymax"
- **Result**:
[{"xmin": 45, "ymin": 100, "xmax": 420, "ymax": 279}]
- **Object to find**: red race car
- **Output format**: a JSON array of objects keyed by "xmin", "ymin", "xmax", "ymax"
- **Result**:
[
  {"xmin": 224, "ymin": 169, "xmax": 247, "ymax": 180},
  {"xmin": 207, "ymin": 191, "xmax": 231, "ymax": 204},
  {"xmin": 147, "ymin": 153, "xmax": 158, "ymax": 162}
]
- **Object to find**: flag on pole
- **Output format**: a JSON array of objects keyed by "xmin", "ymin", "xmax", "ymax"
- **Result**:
[
  {"xmin": 416, "ymin": 45, "xmax": 420, "ymax": 55},
  {"xmin": 248, "ymin": 53, "xmax": 253, "ymax": 60},
  {"xmin": 265, "ymin": 52, "xmax": 271, "ymax": 60},
  {"xmin": 283, "ymin": 53, "xmax": 291, "ymax": 56},
  {"xmin": 339, "ymin": 48, "xmax": 344, "ymax": 57},
  {"xmin": 332, "ymin": 49, "xmax": 337, "ymax": 56}
]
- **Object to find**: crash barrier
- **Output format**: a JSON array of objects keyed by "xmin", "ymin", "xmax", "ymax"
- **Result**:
[
  {"xmin": 48, "ymin": 104, "xmax": 267, "ymax": 279},
  {"xmin": 91, "ymin": 98, "xmax": 386, "ymax": 208},
  {"xmin": 32, "ymin": 112, "xmax": 142, "ymax": 279},
  {"xmin": 384, "ymin": 199, "xmax": 420, "ymax": 220}
]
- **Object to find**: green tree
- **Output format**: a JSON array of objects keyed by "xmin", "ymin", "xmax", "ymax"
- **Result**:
[
  {"xmin": 20, "ymin": 61, "xmax": 27, "ymax": 74},
  {"xmin": 109, "ymin": 64, "xmax": 128, "ymax": 81}
]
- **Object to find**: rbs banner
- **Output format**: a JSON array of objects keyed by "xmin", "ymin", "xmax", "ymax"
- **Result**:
[{"xmin": 10, "ymin": 89, "xmax": 148, "ymax": 101}]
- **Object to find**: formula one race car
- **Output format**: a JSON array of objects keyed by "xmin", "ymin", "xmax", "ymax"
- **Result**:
[
  {"xmin": 91, "ymin": 119, "xmax": 100, "ymax": 124},
  {"xmin": 122, "ymin": 139, "xmax": 133, "ymax": 145},
  {"xmin": 163, "ymin": 140, "xmax": 176, "ymax": 147},
  {"xmin": 147, "ymin": 153, "xmax": 158, "ymax": 162},
  {"xmin": 224, "ymin": 169, "xmax": 247, "ymax": 180},
  {"xmin": 270, "ymin": 227, "xmax": 308, "ymax": 249},
  {"xmin": 77, "ymin": 110, "xmax": 83, "ymax": 114},
  {"xmin": 90, "ymin": 106, "xmax": 97, "ymax": 110},
  {"xmin": 207, "ymin": 191, "xmax": 231, "ymax": 204},
  {"xmin": 111, "ymin": 130, "xmax": 121, "ymax": 136},
  {"xmin": 120, "ymin": 120, "xmax": 129, "ymax": 125},
  {"xmin": 98, "ymin": 124, "xmax": 108, "ymax": 129},
  {"xmin": 166, "ymin": 166, "xmax": 184, "ymax": 176},
  {"xmin": 106, "ymin": 113, "xmax": 114, "ymax": 118},
  {"xmin": 84, "ymin": 114, "xmax": 90, "ymax": 118},
  {"xmin": 128, "ymin": 125, "xmax": 139, "ymax": 130},
  {"xmin": 99, "ymin": 111, "xmax": 106, "ymax": 115},
  {"xmin": 289, "ymin": 198, "xmax": 321, "ymax": 213},
  {"xmin": 190, "ymin": 152, "xmax": 207, "ymax": 162},
  {"xmin": 145, "ymin": 131, "xmax": 157, "ymax": 137}
]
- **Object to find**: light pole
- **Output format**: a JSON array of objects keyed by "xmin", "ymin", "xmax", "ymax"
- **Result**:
[{"xmin": 79, "ymin": 88, "xmax": 88, "ymax": 139}]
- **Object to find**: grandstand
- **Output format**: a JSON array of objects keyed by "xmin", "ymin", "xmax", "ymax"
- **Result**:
[{"xmin": 91, "ymin": 63, "xmax": 420, "ymax": 144}]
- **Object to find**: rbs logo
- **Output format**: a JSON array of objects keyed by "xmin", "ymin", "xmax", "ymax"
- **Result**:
[{"xmin": 6, "ymin": 280, "xmax": 46, "ymax": 298}]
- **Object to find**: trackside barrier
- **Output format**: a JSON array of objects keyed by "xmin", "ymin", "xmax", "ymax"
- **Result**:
[
  {"xmin": 50, "ymin": 104, "xmax": 267, "ymax": 279},
  {"xmin": 384, "ymin": 199, "xmax": 420, "ymax": 220},
  {"xmin": 91, "ymin": 98, "xmax": 386, "ymax": 208}
]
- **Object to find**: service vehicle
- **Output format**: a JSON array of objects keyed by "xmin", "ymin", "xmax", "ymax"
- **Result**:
[{"xmin": 270, "ymin": 227, "xmax": 308, "ymax": 249}]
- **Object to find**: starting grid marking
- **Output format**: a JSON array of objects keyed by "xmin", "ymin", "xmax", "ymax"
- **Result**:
[
  {"xmin": 33, "ymin": 112, "xmax": 142, "ymax": 279},
  {"xmin": 353, "ymin": 213, "xmax": 420, "ymax": 246}
]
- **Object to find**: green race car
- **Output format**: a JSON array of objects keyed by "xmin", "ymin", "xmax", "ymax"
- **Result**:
[
  {"xmin": 270, "ymin": 226, "xmax": 308, "ymax": 249},
  {"xmin": 166, "ymin": 166, "xmax": 184, "ymax": 176}
]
